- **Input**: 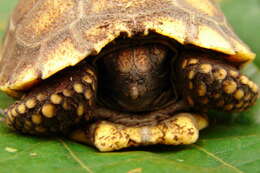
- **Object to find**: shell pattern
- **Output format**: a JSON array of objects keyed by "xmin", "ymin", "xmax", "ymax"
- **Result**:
[{"xmin": 0, "ymin": 0, "xmax": 255, "ymax": 96}]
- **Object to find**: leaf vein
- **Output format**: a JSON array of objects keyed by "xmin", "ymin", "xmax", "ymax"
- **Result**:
[
  {"xmin": 59, "ymin": 139, "xmax": 94, "ymax": 173},
  {"xmin": 192, "ymin": 144, "xmax": 244, "ymax": 173}
]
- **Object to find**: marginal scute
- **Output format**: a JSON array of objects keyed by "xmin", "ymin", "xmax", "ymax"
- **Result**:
[
  {"xmin": 40, "ymin": 35, "xmax": 86, "ymax": 79},
  {"xmin": 196, "ymin": 25, "xmax": 234, "ymax": 55},
  {"xmin": 228, "ymin": 37, "xmax": 256, "ymax": 63},
  {"xmin": 144, "ymin": 16, "xmax": 187, "ymax": 44}
]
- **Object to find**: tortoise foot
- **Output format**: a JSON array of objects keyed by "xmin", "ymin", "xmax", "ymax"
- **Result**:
[{"xmin": 70, "ymin": 113, "xmax": 208, "ymax": 152}]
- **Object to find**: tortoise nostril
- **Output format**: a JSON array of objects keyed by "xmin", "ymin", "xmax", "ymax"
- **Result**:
[{"xmin": 128, "ymin": 84, "xmax": 147, "ymax": 100}]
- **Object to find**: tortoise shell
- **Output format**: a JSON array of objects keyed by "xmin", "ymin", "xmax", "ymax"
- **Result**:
[{"xmin": 0, "ymin": 0, "xmax": 255, "ymax": 97}]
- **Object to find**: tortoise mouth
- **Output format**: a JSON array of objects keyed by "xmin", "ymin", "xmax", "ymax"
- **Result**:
[{"xmin": 92, "ymin": 100, "xmax": 189, "ymax": 127}]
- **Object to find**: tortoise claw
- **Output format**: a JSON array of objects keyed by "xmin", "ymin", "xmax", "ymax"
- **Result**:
[{"xmin": 4, "ymin": 63, "xmax": 97, "ymax": 135}]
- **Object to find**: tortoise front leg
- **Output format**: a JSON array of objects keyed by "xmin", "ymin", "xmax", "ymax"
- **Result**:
[
  {"xmin": 177, "ymin": 50, "xmax": 259, "ymax": 112},
  {"xmin": 4, "ymin": 63, "xmax": 97, "ymax": 135},
  {"xmin": 70, "ymin": 113, "xmax": 208, "ymax": 152}
]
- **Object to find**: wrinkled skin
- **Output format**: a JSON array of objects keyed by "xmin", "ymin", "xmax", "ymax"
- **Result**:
[
  {"xmin": 4, "ymin": 41, "xmax": 259, "ymax": 151},
  {"xmin": 97, "ymin": 44, "xmax": 174, "ymax": 112}
]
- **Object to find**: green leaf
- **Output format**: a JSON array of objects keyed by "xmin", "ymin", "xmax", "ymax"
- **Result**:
[
  {"xmin": 0, "ymin": 0, "xmax": 259, "ymax": 173},
  {"xmin": 220, "ymin": 0, "xmax": 260, "ymax": 67}
]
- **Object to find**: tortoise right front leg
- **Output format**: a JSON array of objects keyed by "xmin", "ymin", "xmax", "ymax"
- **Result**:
[{"xmin": 4, "ymin": 63, "xmax": 97, "ymax": 135}]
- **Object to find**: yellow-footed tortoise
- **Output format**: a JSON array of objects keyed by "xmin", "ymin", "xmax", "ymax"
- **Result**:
[{"xmin": 0, "ymin": 0, "xmax": 258, "ymax": 151}]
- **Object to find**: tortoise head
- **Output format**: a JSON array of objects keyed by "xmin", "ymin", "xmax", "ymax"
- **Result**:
[{"xmin": 96, "ymin": 44, "xmax": 175, "ymax": 112}]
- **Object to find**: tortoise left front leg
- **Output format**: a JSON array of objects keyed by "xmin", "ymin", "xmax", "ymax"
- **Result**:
[{"xmin": 4, "ymin": 63, "xmax": 97, "ymax": 135}]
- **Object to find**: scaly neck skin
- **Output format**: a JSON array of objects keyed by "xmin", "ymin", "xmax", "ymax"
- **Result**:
[{"xmin": 97, "ymin": 44, "xmax": 176, "ymax": 113}]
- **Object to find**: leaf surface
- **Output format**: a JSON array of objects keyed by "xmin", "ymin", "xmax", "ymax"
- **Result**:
[{"xmin": 0, "ymin": 0, "xmax": 259, "ymax": 173}]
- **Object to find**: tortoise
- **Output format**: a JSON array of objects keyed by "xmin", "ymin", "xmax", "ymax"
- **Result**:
[{"xmin": 0, "ymin": 0, "xmax": 258, "ymax": 151}]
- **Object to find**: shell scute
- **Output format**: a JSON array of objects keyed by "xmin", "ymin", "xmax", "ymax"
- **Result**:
[
  {"xmin": 16, "ymin": 0, "xmax": 78, "ymax": 44},
  {"xmin": 38, "ymin": 31, "xmax": 87, "ymax": 79},
  {"xmin": 12, "ymin": 0, "xmax": 40, "ymax": 26},
  {"xmin": 0, "ymin": 0, "xmax": 255, "ymax": 96}
]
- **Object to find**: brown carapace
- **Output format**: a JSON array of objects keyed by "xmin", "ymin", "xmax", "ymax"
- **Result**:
[{"xmin": 0, "ymin": 0, "xmax": 259, "ymax": 151}]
